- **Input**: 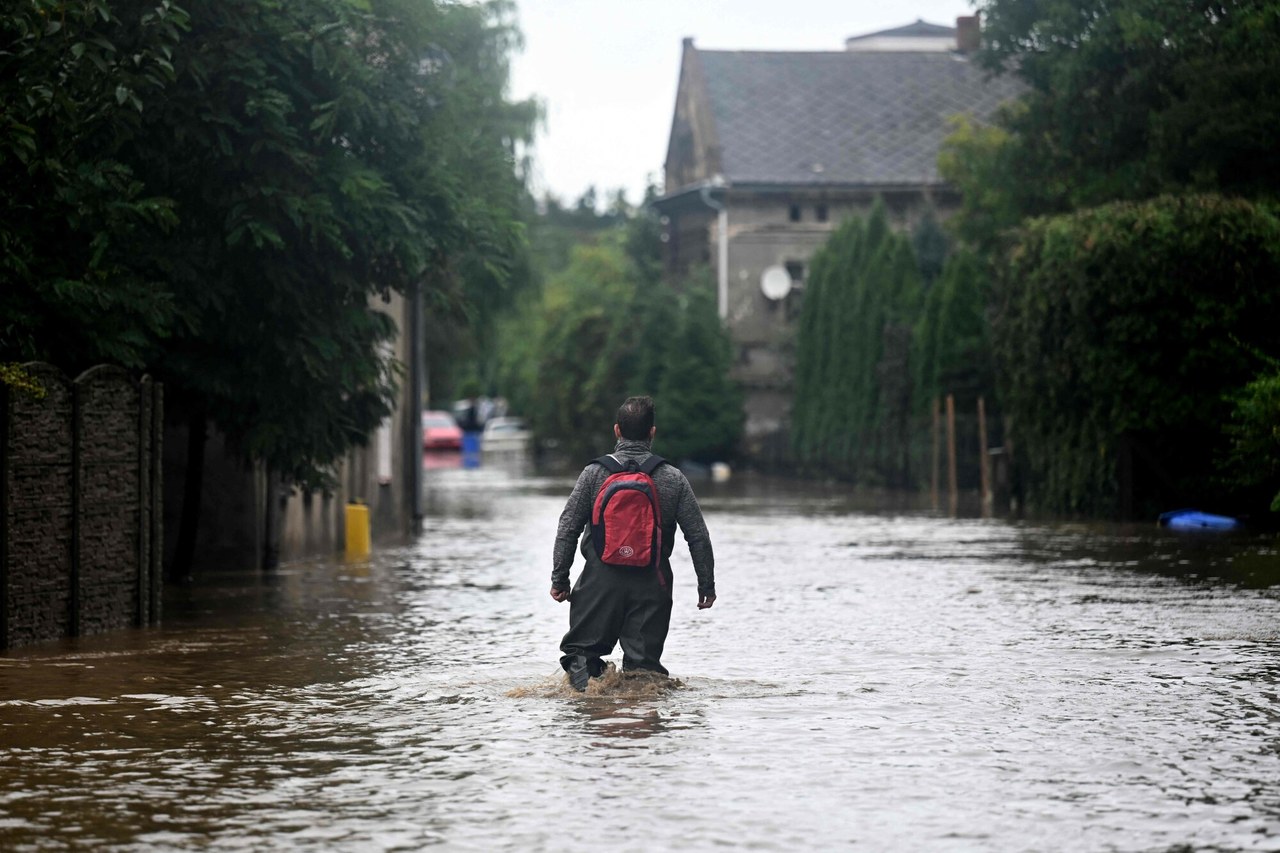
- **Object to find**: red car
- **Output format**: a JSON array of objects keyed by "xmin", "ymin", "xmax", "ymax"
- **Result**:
[{"xmin": 422, "ymin": 410, "xmax": 463, "ymax": 450}]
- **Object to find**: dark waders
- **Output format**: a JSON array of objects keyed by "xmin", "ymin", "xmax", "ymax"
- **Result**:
[{"xmin": 559, "ymin": 551, "xmax": 673, "ymax": 677}]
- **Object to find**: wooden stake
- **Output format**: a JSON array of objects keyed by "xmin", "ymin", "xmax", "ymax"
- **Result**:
[
  {"xmin": 978, "ymin": 396, "xmax": 992, "ymax": 517},
  {"xmin": 946, "ymin": 394, "xmax": 958, "ymax": 515},
  {"xmin": 931, "ymin": 396, "xmax": 940, "ymax": 511}
]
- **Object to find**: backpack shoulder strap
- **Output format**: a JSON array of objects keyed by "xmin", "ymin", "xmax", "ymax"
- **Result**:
[
  {"xmin": 592, "ymin": 455, "xmax": 624, "ymax": 474},
  {"xmin": 639, "ymin": 454, "xmax": 666, "ymax": 476}
]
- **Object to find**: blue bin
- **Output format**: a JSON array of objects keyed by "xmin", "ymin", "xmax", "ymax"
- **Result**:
[{"xmin": 461, "ymin": 431, "xmax": 481, "ymax": 468}]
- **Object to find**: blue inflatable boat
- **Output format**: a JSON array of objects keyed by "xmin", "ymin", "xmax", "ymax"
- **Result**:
[{"xmin": 1158, "ymin": 509, "xmax": 1240, "ymax": 531}]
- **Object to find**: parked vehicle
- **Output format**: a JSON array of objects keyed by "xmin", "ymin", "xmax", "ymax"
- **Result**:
[
  {"xmin": 422, "ymin": 410, "xmax": 463, "ymax": 451},
  {"xmin": 480, "ymin": 416, "xmax": 531, "ymax": 453}
]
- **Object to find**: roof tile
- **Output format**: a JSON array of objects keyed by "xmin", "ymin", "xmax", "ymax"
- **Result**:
[{"xmin": 697, "ymin": 50, "xmax": 1024, "ymax": 187}]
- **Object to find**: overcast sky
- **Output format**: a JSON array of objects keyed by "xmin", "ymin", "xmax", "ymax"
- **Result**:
[{"xmin": 509, "ymin": 0, "xmax": 977, "ymax": 206}]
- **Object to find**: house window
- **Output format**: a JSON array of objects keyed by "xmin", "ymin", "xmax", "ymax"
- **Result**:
[
  {"xmin": 816, "ymin": 204, "xmax": 829, "ymax": 223},
  {"xmin": 785, "ymin": 260, "xmax": 805, "ymax": 284},
  {"xmin": 789, "ymin": 204, "xmax": 801, "ymax": 222},
  {"xmin": 786, "ymin": 288, "xmax": 805, "ymax": 322}
]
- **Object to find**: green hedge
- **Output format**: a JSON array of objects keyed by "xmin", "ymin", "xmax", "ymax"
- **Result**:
[
  {"xmin": 1223, "ymin": 370, "xmax": 1280, "ymax": 512},
  {"xmin": 992, "ymin": 194, "xmax": 1280, "ymax": 516}
]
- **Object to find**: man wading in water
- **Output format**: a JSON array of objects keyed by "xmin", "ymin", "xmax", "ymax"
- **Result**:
[{"xmin": 550, "ymin": 396, "xmax": 716, "ymax": 691}]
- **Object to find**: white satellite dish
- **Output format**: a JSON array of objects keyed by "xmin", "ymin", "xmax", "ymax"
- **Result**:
[{"xmin": 760, "ymin": 265, "xmax": 792, "ymax": 301}]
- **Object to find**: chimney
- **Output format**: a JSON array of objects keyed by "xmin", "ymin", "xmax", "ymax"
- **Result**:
[{"xmin": 956, "ymin": 15, "xmax": 980, "ymax": 53}]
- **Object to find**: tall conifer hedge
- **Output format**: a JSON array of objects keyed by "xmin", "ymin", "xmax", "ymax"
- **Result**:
[{"xmin": 791, "ymin": 201, "xmax": 923, "ymax": 483}]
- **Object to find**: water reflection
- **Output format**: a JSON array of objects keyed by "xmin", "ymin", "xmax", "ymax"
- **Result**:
[
  {"xmin": 423, "ymin": 449, "xmax": 462, "ymax": 470},
  {"xmin": 2, "ymin": 466, "xmax": 1279, "ymax": 851}
]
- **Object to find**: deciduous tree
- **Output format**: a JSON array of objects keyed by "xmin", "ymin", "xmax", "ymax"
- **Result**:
[
  {"xmin": 0, "ymin": 0, "xmax": 186, "ymax": 370},
  {"xmin": 962, "ymin": 0, "xmax": 1280, "ymax": 228}
]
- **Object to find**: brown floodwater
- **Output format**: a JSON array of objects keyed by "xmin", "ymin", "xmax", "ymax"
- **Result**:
[{"xmin": 3, "ymin": 459, "xmax": 1280, "ymax": 851}]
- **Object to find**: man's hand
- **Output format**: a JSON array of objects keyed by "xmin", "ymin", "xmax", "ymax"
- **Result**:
[
  {"xmin": 550, "ymin": 586, "xmax": 571, "ymax": 602},
  {"xmin": 697, "ymin": 594, "xmax": 716, "ymax": 610}
]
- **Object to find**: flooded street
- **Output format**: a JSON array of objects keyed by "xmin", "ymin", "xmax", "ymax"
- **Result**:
[{"xmin": 3, "ymin": 461, "xmax": 1280, "ymax": 851}]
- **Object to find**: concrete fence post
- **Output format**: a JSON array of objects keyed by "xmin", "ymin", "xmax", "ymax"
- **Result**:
[
  {"xmin": 1, "ymin": 382, "xmax": 8, "ymax": 647},
  {"xmin": 2, "ymin": 364, "xmax": 162, "ymax": 647},
  {"xmin": 4, "ymin": 364, "xmax": 74, "ymax": 648},
  {"xmin": 137, "ymin": 375, "xmax": 152, "ymax": 627},
  {"xmin": 150, "ymin": 382, "xmax": 163, "ymax": 626}
]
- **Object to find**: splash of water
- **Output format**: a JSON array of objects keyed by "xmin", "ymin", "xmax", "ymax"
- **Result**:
[{"xmin": 506, "ymin": 663, "xmax": 683, "ymax": 699}]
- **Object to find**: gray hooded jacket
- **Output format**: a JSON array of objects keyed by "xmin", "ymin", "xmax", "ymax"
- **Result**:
[{"xmin": 552, "ymin": 438, "xmax": 715, "ymax": 596}]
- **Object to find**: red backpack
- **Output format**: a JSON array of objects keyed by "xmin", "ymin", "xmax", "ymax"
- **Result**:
[{"xmin": 590, "ymin": 454, "xmax": 666, "ymax": 572}]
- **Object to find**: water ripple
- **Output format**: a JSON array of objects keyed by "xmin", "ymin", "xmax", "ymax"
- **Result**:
[{"xmin": 2, "ymin": 469, "xmax": 1279, "ymax": 850}]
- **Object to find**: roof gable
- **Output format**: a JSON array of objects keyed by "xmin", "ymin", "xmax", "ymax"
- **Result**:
[
  {"xmin": 663, "ymin": 39, "xmax": 724, "ymax": 192},
  {"xmin": 847, "ymin": 19, "xmax": 955, "ymax": 41}
]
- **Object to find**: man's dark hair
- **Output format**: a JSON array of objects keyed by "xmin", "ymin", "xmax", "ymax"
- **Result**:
[{"xmin": 616, "ymin": 396, "xmax": 655, "ymax": 440}]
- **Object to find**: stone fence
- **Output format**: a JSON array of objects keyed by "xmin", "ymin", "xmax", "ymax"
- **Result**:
[{"xmin": 1, "ymin": 364, "xmax": 163, "ymax": 648}]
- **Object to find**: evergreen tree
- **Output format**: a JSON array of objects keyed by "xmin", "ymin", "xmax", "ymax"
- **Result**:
[
  {"xmin": 912, "ymin": 251, "xmax": 992, "ymax": 413},
  {"xmin": 791, "ymin": 219, "xmax": 850, "ymax": 464},
  {"xmin": 512, "ymin": 215, "xmax": 742, "ymax": 464},
  {"xmin": 912, "ymin": 210, "xmax": 950, "ymax": 291},
  {"xmin": 791, "ymin": 200, "xmax": 925, "ymax": 482},
  {"xmin": 656, "ymin": 286, "xmax": 743, "ymax": 464}
]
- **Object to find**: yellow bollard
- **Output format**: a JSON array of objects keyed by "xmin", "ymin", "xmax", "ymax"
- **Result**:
[{"xmin": 345, "ymin": 502, "xmax": 371, "ymax": 559}]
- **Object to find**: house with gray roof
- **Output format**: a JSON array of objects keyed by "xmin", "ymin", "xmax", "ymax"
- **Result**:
[{"xmin": 653, "ymin": 17, "xmax": 1024, "ymax": 462}]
